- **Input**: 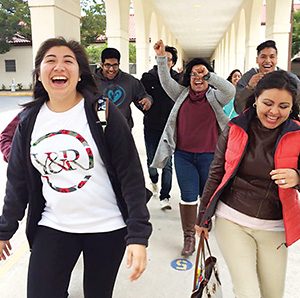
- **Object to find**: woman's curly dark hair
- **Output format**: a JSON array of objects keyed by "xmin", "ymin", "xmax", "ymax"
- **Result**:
[{"xmin": 180, "ymin": 58, "xmax": 214, "ymax": 87}]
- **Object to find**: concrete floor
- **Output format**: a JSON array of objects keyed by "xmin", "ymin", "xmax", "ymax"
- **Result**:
[{"xmin": 0, "ymin": 97, "xmax": 299, "ymax": 297}]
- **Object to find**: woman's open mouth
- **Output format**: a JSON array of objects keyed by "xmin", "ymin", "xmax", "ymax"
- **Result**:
[{"xmin": 51, "ymin": 76, "xmax": 68, "ymax": 86}]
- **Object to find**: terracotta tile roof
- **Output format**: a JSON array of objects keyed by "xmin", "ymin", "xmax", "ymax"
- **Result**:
[
  {"xmin": 129, "ymin": 14, "xmax": 136, "ymax": 41},
  {"xmin": 9, "ymin": 33, "xmax": 31, "ymax": 45}
]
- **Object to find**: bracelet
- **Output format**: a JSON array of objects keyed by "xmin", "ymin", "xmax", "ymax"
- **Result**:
[{"xmin": 202, "ymin": 72, "xmax": 211, "ymax": 81}]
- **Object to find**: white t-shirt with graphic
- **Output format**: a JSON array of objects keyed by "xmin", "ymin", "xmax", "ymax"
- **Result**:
[{"xmin": 30, "ymin": 99, "xmax": 126, "ymax": 233}]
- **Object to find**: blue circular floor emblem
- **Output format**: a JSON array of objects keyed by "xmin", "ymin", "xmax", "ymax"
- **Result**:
[{"xmin": 171, "ymin": 258, "xmax": 193, "ymax": 271}]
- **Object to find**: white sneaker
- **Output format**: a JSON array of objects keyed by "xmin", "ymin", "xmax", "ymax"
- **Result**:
[
  {"xmin": 150, "ymin": 182, "xmax": 158, "ymax": 196},
  {"xmin": 160, "ymin": 198, "xmax": 172, "ymax": 210}
]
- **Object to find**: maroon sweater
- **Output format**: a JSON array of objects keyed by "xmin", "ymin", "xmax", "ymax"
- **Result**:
[
  {"xmin": 0, "ymin": 113, "xmax": 20, "ymax": 162},
  {"xmin": 176, "ymin": 89, "xmax": 219, "ymax": 153}
]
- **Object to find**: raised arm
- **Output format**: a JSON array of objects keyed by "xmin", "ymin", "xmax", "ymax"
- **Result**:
[{"xmin": 153, "ymin": 40, "xmax": 185, "ymax": 100}]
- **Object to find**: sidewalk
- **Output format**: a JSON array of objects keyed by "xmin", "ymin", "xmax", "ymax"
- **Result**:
[
  {"xmin": 0, "ymin": 91, "xmax": 33, "ymax": 97},
  {"xmin": 0, "ymin": 107, "xmax": 299, "ymax": 297}
]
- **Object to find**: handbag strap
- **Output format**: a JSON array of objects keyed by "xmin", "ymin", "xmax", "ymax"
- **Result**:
[
  {"xmin": 193, "ymin": 232, "xmax": 205, "ymax": 290},
  {"xmin": 193, "ymin": 232, "xmax": 214, "ymax": 290},
  {"xmin": 204, "ymin": 237, "xmax": 213, "ymax": 258}
]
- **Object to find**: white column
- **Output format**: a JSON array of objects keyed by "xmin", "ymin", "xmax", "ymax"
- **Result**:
[
  {"xmin": 265, "ymin": 0, "xmax": 293, "ymax": 70},
  {"xmin": 236, "ymin": 9, "xmax": 246, "ymax": 72},
  {"xmin": 133, "ymin": 0, "xmax": 152, "ymax": 77},
  {"xmin": 224, "ymin": 32, "xmax": 229, "ymax": 78},
  {"xmin": 149, "ymin": 12, "xmax": 159, "ymax": 68},
  {"xmin": 135, "ymin": 42, "xmax": 150, "ymax": 78},
  {"xmin": 105, "ymin": 0, "xmax": 130, "ymax": 72},
  {"xmin": 244, "ymin": 40, "xmax": 258, "ymax": 71},
  {"xmin": 229, "ymin": 24, "xmax": 236, "ymax": 72},
  {"xmin": 243, "ymin": 0, "xmax": 263, "ymax": 71},
  {"xmin": 28, "ymin": 0, "xmax": 81, "ymax": 65}
]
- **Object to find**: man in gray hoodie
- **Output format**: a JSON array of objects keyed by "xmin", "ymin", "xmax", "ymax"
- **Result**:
[
  {"xmin": 234, "ymin": 40, "xmax": 300, "ymax": 114},
  {"xmin": 95, "ymin": 48, "xmax": 152, "ymax": 129}
]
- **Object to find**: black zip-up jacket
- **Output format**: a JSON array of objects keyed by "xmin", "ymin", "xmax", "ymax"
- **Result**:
[
  {"xmin": 0, "ymin": 89, "xmax": 152, "ymax": 248},
  {"xmin": 141, "ymin": 66, "xmax": 181, "ymax": 132}
]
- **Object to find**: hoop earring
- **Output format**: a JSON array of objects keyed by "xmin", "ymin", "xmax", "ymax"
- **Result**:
[
  {"xmin": 290, "ymin": 109, "xmax": 293, "ymax": 114},
  {"xmin": 253, "ymin": 103, "xmax": 257, "ymax": 108}
]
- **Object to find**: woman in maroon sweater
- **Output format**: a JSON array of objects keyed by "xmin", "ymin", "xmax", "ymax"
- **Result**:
[{"xmin": 152, "ymin": 40, "xmax": 234, "ymax": 256}]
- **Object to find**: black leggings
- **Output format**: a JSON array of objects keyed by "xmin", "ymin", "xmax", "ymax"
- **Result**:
[{"xmin": 27, "ymin": 226, "xmax": 127, "ymax": 298}]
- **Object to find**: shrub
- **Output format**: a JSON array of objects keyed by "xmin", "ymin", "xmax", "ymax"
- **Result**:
[{"xmin": 17, "ymin": 83, "xmax": 23, "ymax": 90}]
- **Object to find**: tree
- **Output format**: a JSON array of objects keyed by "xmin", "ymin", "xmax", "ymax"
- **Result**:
[
  {"xmin": 85, "ymin": 43, "xmax": 107, "ymax": 65},
  {"xmin": 0, "ymin": 0, "xmax": 31, "ymax": 54},
  {"xmin": 129, "ymin": 43, "xmax": 136, "ymax": 63},
  {"xmin": 292, "ymin": 9, "xmax": 300, "ymax": 57},
  {"xmin": 80, "ymin": 0, "xmax": 106, "ymax": 47}
]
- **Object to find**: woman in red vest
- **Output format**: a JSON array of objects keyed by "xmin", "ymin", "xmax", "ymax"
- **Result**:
[{"xmin": 196, "ymin": 70, "xmax": 300, "ymax": 298}]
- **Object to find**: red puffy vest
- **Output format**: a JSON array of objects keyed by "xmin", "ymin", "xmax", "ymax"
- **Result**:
[{"xmin": 208, "ymin": 120, "xmax": 300, "ymax": 247}]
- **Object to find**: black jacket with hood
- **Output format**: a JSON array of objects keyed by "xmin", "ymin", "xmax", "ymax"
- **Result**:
[
  {"xmin": 141, "ymin": 66, "xmax": 181, "ymax": 132},
  {"xmin": 0, "ymin": 89, "xmax": 152, "ymax": 248}
]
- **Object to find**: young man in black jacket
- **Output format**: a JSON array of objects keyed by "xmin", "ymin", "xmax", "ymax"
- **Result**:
[{"xmin": 141, "ymin": 46, "xmax": 181, "ymax": 210}]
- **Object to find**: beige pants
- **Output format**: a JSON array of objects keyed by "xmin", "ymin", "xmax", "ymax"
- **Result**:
[{"xmin": 215, "ymin": 217, "xmax": 287, "ymax": 298}]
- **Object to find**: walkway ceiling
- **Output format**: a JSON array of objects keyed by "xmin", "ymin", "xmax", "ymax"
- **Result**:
[{"xmin": 148, "ymin": 0, "xmax": 245, "ymax": 58}]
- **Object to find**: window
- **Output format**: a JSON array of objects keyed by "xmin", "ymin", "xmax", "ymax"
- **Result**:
[{"xmin": 5, "ymin": 60, "xmax": 16, "ymax": 72}]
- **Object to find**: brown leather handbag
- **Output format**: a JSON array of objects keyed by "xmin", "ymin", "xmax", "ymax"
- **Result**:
[{"xmin": 191, "ymin": 233, "xmax": 222, "ymax": 298}]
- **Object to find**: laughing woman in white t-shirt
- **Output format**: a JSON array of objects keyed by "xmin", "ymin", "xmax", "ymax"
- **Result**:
[{"xmin": 0, "ymin": 37, "xmax": 152, "ymax": 298}]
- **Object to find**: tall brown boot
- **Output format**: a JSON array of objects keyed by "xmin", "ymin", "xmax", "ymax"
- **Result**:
[{"xmin": 179, "ymin": 203, "xmax": 197, "ymax": 256}]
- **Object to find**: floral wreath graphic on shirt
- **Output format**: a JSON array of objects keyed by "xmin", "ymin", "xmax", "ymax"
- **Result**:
[{"xmin": 31, "ymin": 130, "xmax": 94, "ymax": 193}]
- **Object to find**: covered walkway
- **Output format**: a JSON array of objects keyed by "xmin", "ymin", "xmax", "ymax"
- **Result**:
[{"xmin": 27, "ymin": 0, "xmax": 294, "ymax": 78}]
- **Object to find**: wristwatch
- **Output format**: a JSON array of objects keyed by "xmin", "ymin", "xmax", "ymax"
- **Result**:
[{"xmin": 202, "ymin": 72, "xmax": 211, "ymax": 81}]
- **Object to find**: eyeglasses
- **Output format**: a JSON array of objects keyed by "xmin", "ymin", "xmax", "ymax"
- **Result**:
[
  {"xmin": 190, "ymin": 73, "xmax": 198, "ymax": 77},
  {"xmin": 167, "ymin": 58, "xmax": 173, "ymax": 62},
  {"xmin": 103, "ymin": 63, "xmax": 119, "ymax": 69}
]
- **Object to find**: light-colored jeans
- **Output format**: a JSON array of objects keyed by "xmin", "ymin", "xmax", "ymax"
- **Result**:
[{"xmin": 215, "ymin": 216, "xmax": 287, "ymax": 298}]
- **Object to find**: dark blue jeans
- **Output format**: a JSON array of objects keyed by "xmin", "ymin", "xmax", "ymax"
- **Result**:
[
  {"xmin": 144, "ymin": 127, "xmax": 172, "ymax": 200},
  {"xmin": 174, "ymin": 150, "xmax": 214, "ymax": 203}
]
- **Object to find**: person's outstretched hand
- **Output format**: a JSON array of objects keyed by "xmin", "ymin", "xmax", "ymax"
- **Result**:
[
  {"xmin": 153, "ymin": 39, "xmax": 165, "ymax": 57},
  {"xmin": 0, "ymin": 240, "xmax": 12, "ymax": 261},
  {"xmin": 127, "ymin": 244, "xmax": 147, "ymax": 282}
]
